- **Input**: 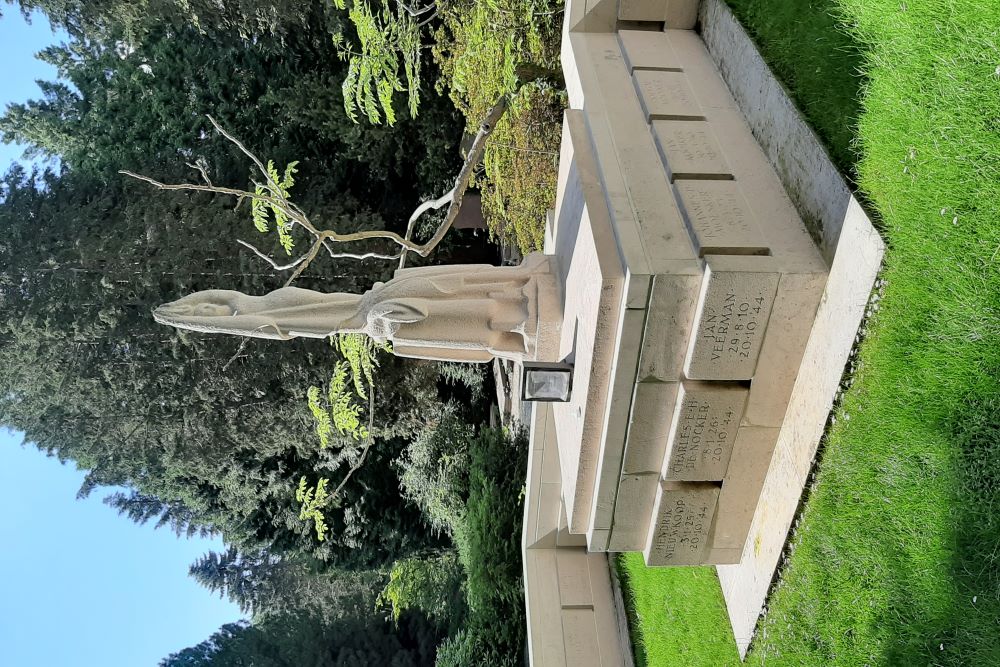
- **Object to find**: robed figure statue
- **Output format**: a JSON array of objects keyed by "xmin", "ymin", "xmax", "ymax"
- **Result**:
[{"xmin": 154, "ymin": 254, "xmax": 561, "ymax": 363}]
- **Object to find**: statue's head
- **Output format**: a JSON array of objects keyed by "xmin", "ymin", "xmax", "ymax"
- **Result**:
[{"xmin": 154, "ymin": 290, "xmax": 290, "ymax": 339}]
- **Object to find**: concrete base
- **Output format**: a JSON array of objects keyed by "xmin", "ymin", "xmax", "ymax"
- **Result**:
[{"xmin": 698, "ymin": 0, "xmax": 884, "ymax": 655}]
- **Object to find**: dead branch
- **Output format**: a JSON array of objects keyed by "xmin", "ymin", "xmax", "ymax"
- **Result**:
[{"xmin": 122, "ymin": 91, "xmax": 518, "ymax": 283}]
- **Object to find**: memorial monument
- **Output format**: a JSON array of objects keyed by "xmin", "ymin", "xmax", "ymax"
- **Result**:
[{"xmin": 154, "ymin": 253, "xmax": 562, "ymax": 364}]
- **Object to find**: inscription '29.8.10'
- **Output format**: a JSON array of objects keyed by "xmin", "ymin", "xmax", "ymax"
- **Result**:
[{"xmin": 687, "ymin": 267, "xmax": 778, "ymax": 380}]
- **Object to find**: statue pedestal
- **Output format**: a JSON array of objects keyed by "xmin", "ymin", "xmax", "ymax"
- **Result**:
[{"xmin": 522, "ymin": 6, "xmax": 883, "ymax": 664}]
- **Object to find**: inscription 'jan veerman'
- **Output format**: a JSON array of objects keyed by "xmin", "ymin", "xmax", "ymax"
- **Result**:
[{"xmin": 700, "ymin": 292, "xmax": 765, "ymax": 362}]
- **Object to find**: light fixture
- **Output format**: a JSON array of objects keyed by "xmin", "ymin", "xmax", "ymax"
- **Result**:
[{"xmin": 521, "ymin": 361, "xmax": 574, "ymax": 402}]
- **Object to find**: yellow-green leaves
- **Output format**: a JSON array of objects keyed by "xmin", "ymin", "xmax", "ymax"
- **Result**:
[
  {"xmin": 295, "ymin": 476, "xmax": 330, "ymax": 541},
  {"xmin": 335, "ymin": 0, "xmax": 421, "ymax": 126},
  {"xmin": 249, "ymin": 159, "xmax": 299, "ymax": 254}
]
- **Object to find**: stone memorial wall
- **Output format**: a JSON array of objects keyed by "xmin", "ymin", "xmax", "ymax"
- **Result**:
[{"xmin": 555, "ymin": 9, "xmax": 827, "ymax": 567}]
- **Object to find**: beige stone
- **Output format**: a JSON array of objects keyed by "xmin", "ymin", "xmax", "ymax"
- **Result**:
[
  {"xmin": 743, "ymin": 271, "xmax": 826, "ymax": 427},
  {"xmin": 576, "ymin": 33, "xmax": 698, "ymax": 269},
  {"xmin": 710, "ymin": 426, "xmax": 779, "ymax": 551},
  {"xmin": 155, "ymin": 254, "xmax": 562, "ymax": 364},
  {"xmin": 675, "ymin": 180, "xmax": 768, "ymax": 254},
  {"xmin": 633, "ymin": 69, "xmax": 703, "ymax": 120},
  {"xmin": 664, "ymin": 0, "xmax": 700, "ymax": 28},
  {"xmin": 662, "ymin": 30, "xmax": 738, "ymax": 111},
  {"xmin": 524, "ymin": 550, "xmax": 567, "ymax": 665},
  {"xmin": 590, "ymin": 307, "xmax": 646, "ymax": 534},
  {"xmin": 652, "ymin": 120, "xmax": 731, "ymax": 182},
  {"xmin": 622, "ymin": 381, "xmax": 680, "ymax": 474},
  {"xmin": 607, "ymin": 473, "xmax": 659, "ymax": 551},
  {"xmin": 618, "ymin": 0, "xmax": 699, "ymax": 28},
  {"xmin": 551, "ymin": 111, "xmax": 626, "ymax": 534},
  {"xmin": 586, "ymin": 554, "xmax": 629, "ymax": 664},
  {"xmin": 618, "ymin": 30, "xmax": 681, "ymax": 72},
  {"xmin": 618, "ymin": 0, "xmax": 666, "ymax": 22},
  {"xmin": 644, "ymin": 481, "xmax": 720, "ymax": 566},
  {"xmin": 664, "ymin": 382, "xmax": 747, "ymax": 481},
  {"xmin": 637, "ymin": 270, "xmax": 703, "ymax": 382},
  {"xmin": 562, "ymin": 608, "xmax": 603, "ymax": 664},
  {"xmin": 556, "ymin": 549, "xmax": 596, "ymax": 608},
  {"xmin": 685, "ymin": 255, "xmax": 780, "ymax": 380}
]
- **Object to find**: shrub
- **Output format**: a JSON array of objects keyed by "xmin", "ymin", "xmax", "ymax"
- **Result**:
[
  {"xmin": 377, "ymin": 551, "xmax": 467, "ymax": 635},
  {"xmin": 398, "ymin": 405, "xmax": 475, "ymax": 535}
]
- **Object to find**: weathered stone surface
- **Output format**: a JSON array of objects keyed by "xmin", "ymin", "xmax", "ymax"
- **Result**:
[
  {"xmin": 622, "ymin": 381, "xmax": 680, "ymax": 474},
  {"xmin": 618, "ymin": 30, "xmax": 681, "ymax": 72},
  {"xmin": 589, "ymin": 307, "xmax": 646, "ymax": 543},
  {"xmin": 556, "ymin": 549, "xmax": 595, "ymax": 608},
  {"xmin": 637, "ymin": 270, "xmax": 702, "ymax": 382},
  {"xmin": 633, "ymin": 70, "xmax": 703, "ymax": 120},
  {"xmin": 551, "ymin": 111, "xmax": 626, "ymax": 534},
  {"xmin": 675, "ymin": 180, "xmax": 767, "ymax": 254},
  {"xmin": 607, "ymin": 473, "xmax": 659, "ymax": 551},
  {"xmin": 618, "ymin": 0, "xmax": 699, "ymax": 28},
  {"xmin": 686, "ymin": 255, "xmax": 779, "ymax": 380},
  {"xmin": 664, "ymin": 383, "xmax": 747, "ymax": 480},
  {"xmin": 652, "ymin": 120, "xmax": 731, "ymax": 181},
  {"xmin": 644, "ymin": 481, "xmax": 720, "ymax": 566}
]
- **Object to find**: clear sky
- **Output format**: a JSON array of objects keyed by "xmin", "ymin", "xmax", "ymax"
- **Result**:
[{"xmin": 0, "ymin": 10, "xmax": 244, "ymax": 667}]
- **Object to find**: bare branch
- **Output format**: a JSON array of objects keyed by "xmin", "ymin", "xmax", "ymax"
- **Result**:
[
  {"xmin": 398, "ymin": 94, "xmax": 510, "ymax": 264},
  {"xmin": 185, "ymin": 159, "xmax": 214, "ymax": 187},
  {"xmin": 237, "ymin": 239, "xmax": 310, "ymax": 271},
  {"xmin": 206, "ymin": 114, "xmax": 273, "ymax": 189},
  {"xmin": 221, "ymin": 337, "xmax": 251, "ymax": 371}
]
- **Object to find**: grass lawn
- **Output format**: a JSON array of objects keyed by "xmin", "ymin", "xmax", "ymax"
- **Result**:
[
  {"xmin": 615, "ymin": 554, "xmax": 741, "ymax": 667},
  {"xmin": 620, "ymin": 0, "xmax": 1000, "ymax": 665}
]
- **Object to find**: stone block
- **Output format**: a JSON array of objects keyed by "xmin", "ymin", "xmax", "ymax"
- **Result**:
[
  {"xmin": 743, "ymin": 271, "xmax": 826, "ymax": 427},
  {"xmin": 525, "ymin": 550, "xmax": 566, "ymax": 665},
  {"xmin": 562, "ymin": 608, "xmax": 603, "ymax": 666},
  {"xmin": 618, "ymin": 30, "xmax": 681, "ymax": 72},
  {"xmin": 664, "ymin": 0, "xmax": 700, "ymax": 29},
  {"xmin": 590, "ymin": 307, "xmax": 646, "ymax": 533},
  {"xmin": 710, "ymin": 426, "xmax": 779, "ymax": 551},
  {"xmin": 637, "ymin": 270, "xmax": 703, "ymax": 382},
  {"xmin": 618, "ymin": 0, "xmax": 667, "ymax": 22},
  {"xmin": 588, "ymin": 528, "xmax": 611, "ymax": 552},
  {"xmin": 622, "ymin": 381, "xmax": 679, "ymax": 474},
  {"xmin": 664, "ymin": 382, "xmax": 747, "ymax": 480},
  {"xmin": 633, "ymin": 69, "xmax": 703, "ymax": 120},
  {"xmin": 685, "ymin": 255, "xmax": 779, "ymax": 380},
  {"xmin": 644, "ymin": 481, "xmax": 720, "ymax": 566},
  {"xmin": 556, "ymin": 549, "xmax": 596, "ymax": 608},
  {"xmin": 652, "ymin": 119, "xmax": 731, "ymax": 181},
  {"xmin": 607, "ymin": 473, "xmax": 659, "ymax": 551},
  {"xmin": 675, "ymin": 180, "xmax": 767, "ymax": 255},
  {"xmin": 618, "ymin": 0, "xmax": 699, "ymax": 28},
  {"xmin": 552, "ymin": 110, "xmax": 627, "ymax": 534},
  {"xmin": 662, "ymin": 30, "xmax": 739, "ymax": 111}
]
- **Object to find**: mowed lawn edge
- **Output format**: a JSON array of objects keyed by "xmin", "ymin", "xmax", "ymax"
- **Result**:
[{"xmin": 618, "ymin": 0, "xmax": 1000, "ymax": 665}]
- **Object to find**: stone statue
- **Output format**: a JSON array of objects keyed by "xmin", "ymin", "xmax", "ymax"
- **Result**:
[{"xmin": 154, "ymin": 253, "xmax": 561, "ymax": 363}]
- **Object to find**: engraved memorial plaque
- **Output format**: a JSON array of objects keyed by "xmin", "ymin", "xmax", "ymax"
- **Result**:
[
  {"xmin": 633, "ymin": 70, "xmax": 702, "ymax": 121},
  {"xmin": 686, "ymin": 256, "xmax": 779, "ymax": 380},
  {"xmin": 675, "ymin": 180, "xmax": 767, "ymax": 254},
  {"xmin": 652, "ymin": 120, "xmax": 731, "ymax": 181},
  {"xmin": 664, "ymin": 383, "xmax": 747, "ymax": 481},
  {"xmin": 644, "ymin": 481, "xmax": 719, "ymax": 566}
]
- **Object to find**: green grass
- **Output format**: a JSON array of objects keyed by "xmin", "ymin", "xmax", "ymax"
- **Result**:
[
  {"xmin": 620, "ymin": 1, "xmax": 1000, "ymax": 664},
  {"xmin": 614, "ymin": 554, "xmax": 741, "ymax": 667}
]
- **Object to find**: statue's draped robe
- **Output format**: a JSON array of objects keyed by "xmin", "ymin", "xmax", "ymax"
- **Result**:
[{"xmin": 153, "ymin": 254, "xmax": 557, "ymax": 363}]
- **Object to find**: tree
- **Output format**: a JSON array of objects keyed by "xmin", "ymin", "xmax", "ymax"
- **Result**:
[{"xmin": 159, "ymin": 612, "xmax": 438, "ymax": 667}]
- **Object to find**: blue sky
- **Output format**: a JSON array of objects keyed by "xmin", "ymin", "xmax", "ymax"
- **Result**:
[{"xmin": 0, "ymin": 10, "xmax": 244, "ymax": 666}]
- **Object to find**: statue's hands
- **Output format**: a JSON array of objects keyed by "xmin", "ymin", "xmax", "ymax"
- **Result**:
[{"xmin": 369, "ymin": 301, "xmax": 427, "ymax": 326}]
